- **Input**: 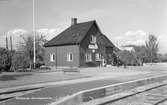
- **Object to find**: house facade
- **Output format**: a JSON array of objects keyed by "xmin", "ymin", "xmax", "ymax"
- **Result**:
[{"xmin": 44, "ymin": 18, "xmax": 117, "ymax": 67}]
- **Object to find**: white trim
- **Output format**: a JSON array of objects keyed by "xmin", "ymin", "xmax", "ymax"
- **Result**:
[
  {"xmin": 67, "ymin": 53, "xmax": 73, "ymax": 62},
  {"xmin": 85, "ymin": 53, "xmax": 92, "ymax": 62},
  {"xmin": 95, "ymin": 53, "xmax": 100, "ymax": 61},
  {"xmin": 90, "ymin": 35, "xmax": 96, "ymax": 44},
  {"xmin": 50, "ymin": 54, "xmax": 55, "ymax": 62}
]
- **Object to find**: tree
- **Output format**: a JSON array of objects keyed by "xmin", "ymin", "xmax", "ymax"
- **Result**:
[
  {"xmin": 157, "ymin": 53, "xmax": 167, "ymax": 62},
  {"xmin": 0, "ymin": 47, "xmax": 11, "ymax": 72},
  {"xmin": 132, "ymin": 45, "xmax": 148, "ymax": 65},
  {"xmin": 17, "ymin": 33, "xmax": 47, "ymax": 69},
  {"xmin": 117, "ymin": 50, "xmax": 139, "ymax": 66},
  {"xmin": 145, "ymin": 34, "xmax": 159, "ymax": 63},
  {"xmin": 12, "ymin": 51, "xmax": 29, "ymax": 71}
]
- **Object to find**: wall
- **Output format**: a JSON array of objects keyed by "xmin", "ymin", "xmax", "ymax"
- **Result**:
[
  {"xmin": 79, "ymin": 22, "xmax": 106, "ymax": 67},
  {"xmin": 44, "ymin": 45, "xmax": 80, "ymax": 67},
  {"xmin": 106, "ymin": 47, "xmax": 114, "ymax": 64}
]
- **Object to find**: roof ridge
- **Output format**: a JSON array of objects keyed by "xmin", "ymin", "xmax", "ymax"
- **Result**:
[{"xmin": 75, "ymin": 20, "xmax": 95, "ymax": 25}]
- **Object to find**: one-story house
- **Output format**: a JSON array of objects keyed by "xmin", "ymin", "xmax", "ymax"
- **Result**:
[{"xmin": 44, "ymin": 18, "xmax": 118, "ymax": 67}]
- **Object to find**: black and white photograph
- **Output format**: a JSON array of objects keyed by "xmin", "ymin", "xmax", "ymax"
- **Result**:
[{"xmin": 0, "ymin": 0, "xmax": 167, "ymax": 105}]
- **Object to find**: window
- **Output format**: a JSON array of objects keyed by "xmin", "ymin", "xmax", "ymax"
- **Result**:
[
  {"xmin": 50, "ymin": 54, "xmax": 55, "ymax": 62},
  {"xmin": 95, "ymin": 53, "xmax": 100, "ymax": 61},
  {"xmin": 67, "ymin": 53, "xmax": 73, "ymax": 62},
  {"xmin": 90, "ymin": 35, "xmax": 96, "ymax": 44},
  {"xmin": 85, "ymin": 53, "xmax": 92, "ymax": 62}
]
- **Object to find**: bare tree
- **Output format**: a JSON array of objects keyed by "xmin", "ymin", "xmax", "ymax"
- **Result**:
[
  {"xmin": 132, "ymin": 45, "xmax": 147, "ymax": 66},
  {"xmin": 0, "ymin": 47, "xmax": 10, "ymax": 72},
  {"xmin": 145, "ymin": 34, "xmax": 159, "ymax": 63},
  {"xmin": 17, "ymin": 33, "xmax": 47, "ymax": 69}
]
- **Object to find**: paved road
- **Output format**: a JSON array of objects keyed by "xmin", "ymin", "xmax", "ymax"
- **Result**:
[{"xmin": 1, "ymin": 72, "xmax": 166, "ymax": 105}]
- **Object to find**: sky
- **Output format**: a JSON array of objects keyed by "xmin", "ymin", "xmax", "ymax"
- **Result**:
[{"xmin": 0, "ymin": 0, "xmax": 167, "ymax": 53}]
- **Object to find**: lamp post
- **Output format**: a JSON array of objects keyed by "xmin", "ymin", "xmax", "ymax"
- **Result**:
[{"xmin": 33, "ymin": 0, "xmax": 36, "ymax": 69}]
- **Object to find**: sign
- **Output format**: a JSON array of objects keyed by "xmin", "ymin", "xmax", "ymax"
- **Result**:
[{"xmin": 88, "ymin": 44, "xmax": 98, "ymax": 49}]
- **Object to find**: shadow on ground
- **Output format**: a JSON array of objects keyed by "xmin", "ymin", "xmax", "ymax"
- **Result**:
[{"xmin": 0, "ymin": 74, "xmax": 32, "ymax": 81}]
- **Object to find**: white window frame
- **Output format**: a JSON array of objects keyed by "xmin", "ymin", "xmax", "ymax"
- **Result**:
[
  {"xmin": 85, "ymin": 53, "xmax": 92, "ymax": 62},
  {"xmin": 67, "ymin": 53, "xmax": 73, "ymax": 62},
  {"xmin": 95, "ymin": 53, "xmax": 100, "ymax": 61},
  {"xmin": 90, "ymin": 35, "xmax": 96, "ymax": 44},
  {"xmin": 50, "ymin": 54, "xmax": 55, "ymax": 62}
]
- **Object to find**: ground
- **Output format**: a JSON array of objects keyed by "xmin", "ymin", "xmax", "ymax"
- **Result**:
[
  {"xmin": 0, "ymin": 63, "xmax": 167, "ymax": 105},
  {"xmin": 0, "ymin": 63, "xmax": 167, "ymax": 89}
]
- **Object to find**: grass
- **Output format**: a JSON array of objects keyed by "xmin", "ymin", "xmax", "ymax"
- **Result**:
[{"xmin": 0, "ymin": 74, "xmax": 32, "ymax": 81}]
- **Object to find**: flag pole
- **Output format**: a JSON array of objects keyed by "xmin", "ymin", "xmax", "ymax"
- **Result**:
[{"xmin": 33, "ymin": 0, "xmax": 36, "ymax": 69}]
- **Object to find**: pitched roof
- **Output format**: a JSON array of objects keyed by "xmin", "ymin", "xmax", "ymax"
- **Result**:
[
  {"xmin": 97, "ymin": 34, "xmax": 120, "ymax": 51},
  {"xmin": 44, "ymin": 20, "xmax": 95, "ymax": 47},
  {"xmin": 44, "ymin": 20, "xmax": 120, "ymax": 52},
  {"xmin": 97, "ymin": 34, "xmax": 114, "ymax": 47}
]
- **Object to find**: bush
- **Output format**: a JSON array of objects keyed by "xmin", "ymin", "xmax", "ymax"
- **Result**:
[
  {"xmin": 0, "ymin": 48, "xmax": 12, "ymax": 72},
  {"xmin": 35, "ymin": 62, "xmax": 44, "ymax": 68},
  {"xmin": 0, "ymin": 65, "xmax": 5, "ymax": 72},
  {"xmin": 12, "ymin": 52, "xmax": 30, "ymax": 71},
  {"xmin": 86, "ymin": 62, "xmax": 97, "ymax": 67}
]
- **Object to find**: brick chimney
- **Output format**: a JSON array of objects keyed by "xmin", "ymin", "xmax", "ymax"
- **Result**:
[{"xmin": 71, "ymin": 18, "xmax": 77, "ymax": 26}]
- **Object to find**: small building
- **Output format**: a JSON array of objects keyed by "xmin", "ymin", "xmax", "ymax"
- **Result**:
[{"xmin": 44, "ymin": 18, "xmax": 117, "ymax": 67}]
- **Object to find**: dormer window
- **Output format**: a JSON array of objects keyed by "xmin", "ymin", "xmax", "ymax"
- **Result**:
[{"xmin": 91, "ymin": 35, "xmax": 96, "ymax": 44}]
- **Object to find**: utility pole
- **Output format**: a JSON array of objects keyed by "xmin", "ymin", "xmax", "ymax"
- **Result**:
[{"xmin": 33, "ymin": 0, "xmax": 36, "ymax": 69}]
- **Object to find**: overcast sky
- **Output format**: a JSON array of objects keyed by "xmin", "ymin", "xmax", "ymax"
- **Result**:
[{"xmin": 0, "ymin": 0, "xmax": 167, "ymax": 53}]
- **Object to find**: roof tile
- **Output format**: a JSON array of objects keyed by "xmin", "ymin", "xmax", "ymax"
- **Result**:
[{"xmin": 44, "ymin": 21, "xmax": 95, "ymax": 47}]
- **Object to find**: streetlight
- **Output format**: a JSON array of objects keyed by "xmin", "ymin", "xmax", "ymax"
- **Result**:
[{"xmin": 33, "ymin": 0, "xmax": 36, "ymax": 69}]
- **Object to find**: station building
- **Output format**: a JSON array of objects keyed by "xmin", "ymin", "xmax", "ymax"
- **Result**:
[{"xmin": 44, "ymin": 18, "xmax": 118, "ymax": 67}]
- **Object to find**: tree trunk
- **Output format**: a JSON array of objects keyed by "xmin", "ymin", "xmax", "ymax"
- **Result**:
[{"xmin": 29, "ymin": 62, "xmax": 32, "ymax": 70}]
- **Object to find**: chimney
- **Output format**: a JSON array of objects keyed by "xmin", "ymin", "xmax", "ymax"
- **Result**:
[{"xmin": 71, "ymin": 18, "xmax": 77, "ymax": 26}]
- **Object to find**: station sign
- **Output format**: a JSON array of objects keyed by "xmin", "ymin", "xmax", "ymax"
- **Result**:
[{"xmin": 88, "ymin": 44, "xmax": 98, "ymax": 49}]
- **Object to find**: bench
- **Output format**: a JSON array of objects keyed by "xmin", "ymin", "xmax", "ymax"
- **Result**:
[{"xmin": 62, "ymin": 68, "xmax": 80, "ymax": 73}]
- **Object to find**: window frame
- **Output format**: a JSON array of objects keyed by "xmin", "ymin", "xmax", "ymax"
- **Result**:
[
  {"xmin": 67, "ymin": 53, "xmax": 73, "ymax": 62},
  {"xmin": 50, "ymin": 54, "xmax": 55, "ymax": 62},
  {"xmin": 85, "ymin": 53, "xmax": 92, "ymax": 62},
  {"xmin": 90, "ymin": 35, "xmax": 96, "ymax": 44},
  {"xmin": 95, "ymin": 53, "xmax": 100, "ymax": 61}
]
